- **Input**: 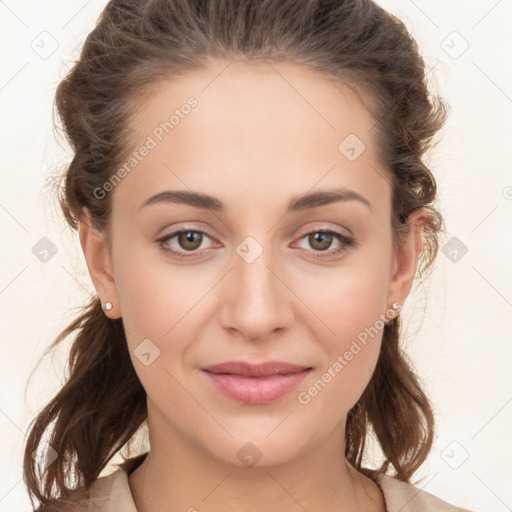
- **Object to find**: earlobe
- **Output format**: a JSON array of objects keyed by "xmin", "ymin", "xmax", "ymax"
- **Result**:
[
  {"xmin": 78, "ymin": 208, "xmax": 121, "ymax": 318},
  {"xmin": 386, "ymin": 207, "xmax": 426, "ymax": 308}
]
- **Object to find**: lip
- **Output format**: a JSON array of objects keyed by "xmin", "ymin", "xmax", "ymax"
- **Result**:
[{"xmin": 202, "ymin": 360, "xmax": 312, "ymax": 404}]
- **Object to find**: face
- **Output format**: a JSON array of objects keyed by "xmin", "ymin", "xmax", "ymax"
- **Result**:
[{"xmin": 82, "ymin": 60, "xmax": 420, "ymax": 468}]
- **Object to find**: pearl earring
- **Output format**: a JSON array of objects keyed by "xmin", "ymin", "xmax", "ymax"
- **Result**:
[
  {"xmin": 103, "ymin": 301, "xmax": 113, "ymax": 311},
  {"xmin": 385, "ymin": 302, "xmax": 402, "ymax": 324}
]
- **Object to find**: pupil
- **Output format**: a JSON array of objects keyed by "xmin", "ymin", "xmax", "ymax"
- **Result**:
[
  {"xmin": 179, "ymin": 231, "xmax": 201, "ymax": 250},
  {"xmin": 312, "ymin": 232, "xmax": 331, "ymax": 250}
]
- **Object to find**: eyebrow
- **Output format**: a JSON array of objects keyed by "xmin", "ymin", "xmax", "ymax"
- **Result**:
[{"xmin": 138, "ymin": 187, "xmax": 372, "ymax": 213}]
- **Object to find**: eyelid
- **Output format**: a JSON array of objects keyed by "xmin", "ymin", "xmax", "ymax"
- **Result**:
[
  {"xmin": 156, "ymin": 223, "xmax": 354, "ymax": 259},
  {"xmin": 156, "ymin": 226, "xmax": 220, "ymax": 255},
  {"xmin": 291, "ymin": 227, "xmax": 354, "ymax": 257},
  {"xmin": 294, "ymin": 223, "xmax": 352, "ymax": 239}
]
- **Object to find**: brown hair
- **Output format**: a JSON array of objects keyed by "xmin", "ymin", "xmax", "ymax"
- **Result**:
[{"xmin": 23, "ymin": 0, "xmax": 449, "ymax": 509}]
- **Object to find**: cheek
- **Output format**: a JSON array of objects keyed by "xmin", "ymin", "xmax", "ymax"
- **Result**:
[
  {"xmin": 114, "ymin": 241, "xmax": 208, "ymax": 340},
  {"xmin": 116, "ymin": 264, "xmax": 200, "ymax": 423},
  {"xmin": 295, "ymin": 320, "xmax": 383, "ymax": 436},
  {"xmin": 293, "ymin": 256, "xmax": 389, "ymax": 346},
  {"xmin": 294, "ymin": 338, "xmax": 381, "ymax": 450},
  {"xmin": 291, "ymin": 261, "xmax": 387, "ymax": 417},
  {"xmin": 114, "ymin": 250, "xmax": 214, "ymax": 390}
]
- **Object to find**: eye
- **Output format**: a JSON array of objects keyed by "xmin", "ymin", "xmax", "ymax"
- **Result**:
[
  {"xmin": 294, "ymin": 229, "xmax": 354, "ymax": 259},
  {"xmin": 156, "ymin": 227, "xmax": 355, "ymax": 260},
  {"xmin": 156, "ymin": 228, "xmax": 218, "ymax": 259}
]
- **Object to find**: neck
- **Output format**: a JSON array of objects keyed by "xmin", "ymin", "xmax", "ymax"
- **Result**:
[{"xmin": 128, "ymin": 420, "xmax": 385, "ymax": 512}]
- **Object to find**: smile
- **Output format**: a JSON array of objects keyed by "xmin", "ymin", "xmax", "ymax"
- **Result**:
[{"xmin": 202, "ymin": 361, "xmax": 312, "ymax": 404}]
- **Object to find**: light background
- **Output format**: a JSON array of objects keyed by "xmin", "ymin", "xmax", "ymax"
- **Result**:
[{"xmin": 0, "ymin": 1, "xmax": 511, "ymax": 511}]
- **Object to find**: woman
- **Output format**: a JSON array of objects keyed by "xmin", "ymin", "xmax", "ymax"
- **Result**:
[{"xmin": 23, "ymin": 0, "xmax": 474, "ymax": 510}]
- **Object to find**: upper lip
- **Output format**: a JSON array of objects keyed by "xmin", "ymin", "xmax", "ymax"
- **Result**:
[{"xmin": 202, "ymin": 361, "xmax": 311, "ymax": 378}]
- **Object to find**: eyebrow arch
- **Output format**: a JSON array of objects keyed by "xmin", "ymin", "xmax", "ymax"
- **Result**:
[{"xmin": 138, "ymin": 187, "xmax": 372, "ymax": 212}]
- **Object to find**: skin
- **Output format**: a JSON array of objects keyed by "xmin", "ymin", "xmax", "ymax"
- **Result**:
[{"xmin": 79, "ymin": 60, "xmax": 425, "ymax": 512}]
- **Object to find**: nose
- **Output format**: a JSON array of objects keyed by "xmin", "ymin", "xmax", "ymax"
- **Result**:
[{"xmin": 218, "ymin": 238, "xmax": 294, "ymax": 342}]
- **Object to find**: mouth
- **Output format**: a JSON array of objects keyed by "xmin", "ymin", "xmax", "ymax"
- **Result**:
[{"xmin": 201, "ymin": 361, "xmax": 312, "ymax": 404}]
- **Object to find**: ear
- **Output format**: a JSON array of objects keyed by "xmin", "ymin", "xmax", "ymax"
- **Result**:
[
  {"xmin": 78, "ymin": 208, "xmax": 121, "ymax": 319},
  {"xmin": 386, "ymin": 207, "xmax": 426, "ymax": 311}
]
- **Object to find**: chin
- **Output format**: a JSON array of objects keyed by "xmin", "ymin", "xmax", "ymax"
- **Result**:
[{"xmin": 195, "ymin": 424, "xmax": 315, "ymax": 470}]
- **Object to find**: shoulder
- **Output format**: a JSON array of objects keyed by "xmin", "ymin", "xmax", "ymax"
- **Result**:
[
  {"xmin": 33, "ymin": 454, "xmax": 147, "ymax": 512},
  {"xmin": 36, "ymin": 463, "xmax": 476, "ymax": 512},
  {"xmin": 32, "ymin": 468, "xmax": 134, "ymax": 512},
  {"xmin": 85, "ymin": 468, "xmax": 136, "ymax": 512},
  {"xmin": 376, "ymin": 473, "xmax": 475, "ymax": 512}
]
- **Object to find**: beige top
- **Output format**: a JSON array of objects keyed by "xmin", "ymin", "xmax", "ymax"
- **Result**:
[{"xmin": 80, "ymin": 456, "xmax": 473, "ymax": 512}]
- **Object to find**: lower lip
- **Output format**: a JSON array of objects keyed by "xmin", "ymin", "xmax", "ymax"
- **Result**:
[{"xmin": 203, "ymin": 369, "xmax": 311, "ymax": 405}]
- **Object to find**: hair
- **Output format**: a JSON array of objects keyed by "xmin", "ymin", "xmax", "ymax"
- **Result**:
[{"xmin": 23, "ymin": 0, "xmax": 449, "ymax": 509}]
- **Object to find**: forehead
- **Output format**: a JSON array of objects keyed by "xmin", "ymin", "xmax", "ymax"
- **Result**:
[
  {"xmin": 128, "ymin": 59, "xmax": 378, "ymax": 150},
  {"xmin": 114, "ymin": 60, "xmax": 390, "ymax": 218}
]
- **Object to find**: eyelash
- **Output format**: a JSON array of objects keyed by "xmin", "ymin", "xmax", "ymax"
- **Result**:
[{"xmin": 156, "ymin": 227, "xmax": 354, "ymax": 260}]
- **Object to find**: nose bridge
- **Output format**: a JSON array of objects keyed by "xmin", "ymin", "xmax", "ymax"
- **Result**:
[
  {"xmin": 219, "ymin": 232, "xmax": 293, "ymax": 340},
  {"xmin": 235, "ymin": 233, "xmax": 282, "ymax": 309}
]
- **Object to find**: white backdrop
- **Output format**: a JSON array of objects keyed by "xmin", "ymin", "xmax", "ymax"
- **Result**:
[{"xmin": 0, "ymin": 1, "xmax": 511, "ymax": 511}]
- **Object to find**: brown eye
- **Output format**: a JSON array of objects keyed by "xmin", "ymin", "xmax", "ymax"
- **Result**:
[
  {"xmin": 294, "ymin": 229, "xmax": 355, "ymax": 259},
  {"xmin": 178, "ymin": 231, "xmax": 203, "ymax": 251},
  {"xmin": 157, "ymin": 228, "xmax": 218, "ymax": 259},
  {"xmin": 308, "ymin": 232, "xmax": 333, "ymax": 251}
]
